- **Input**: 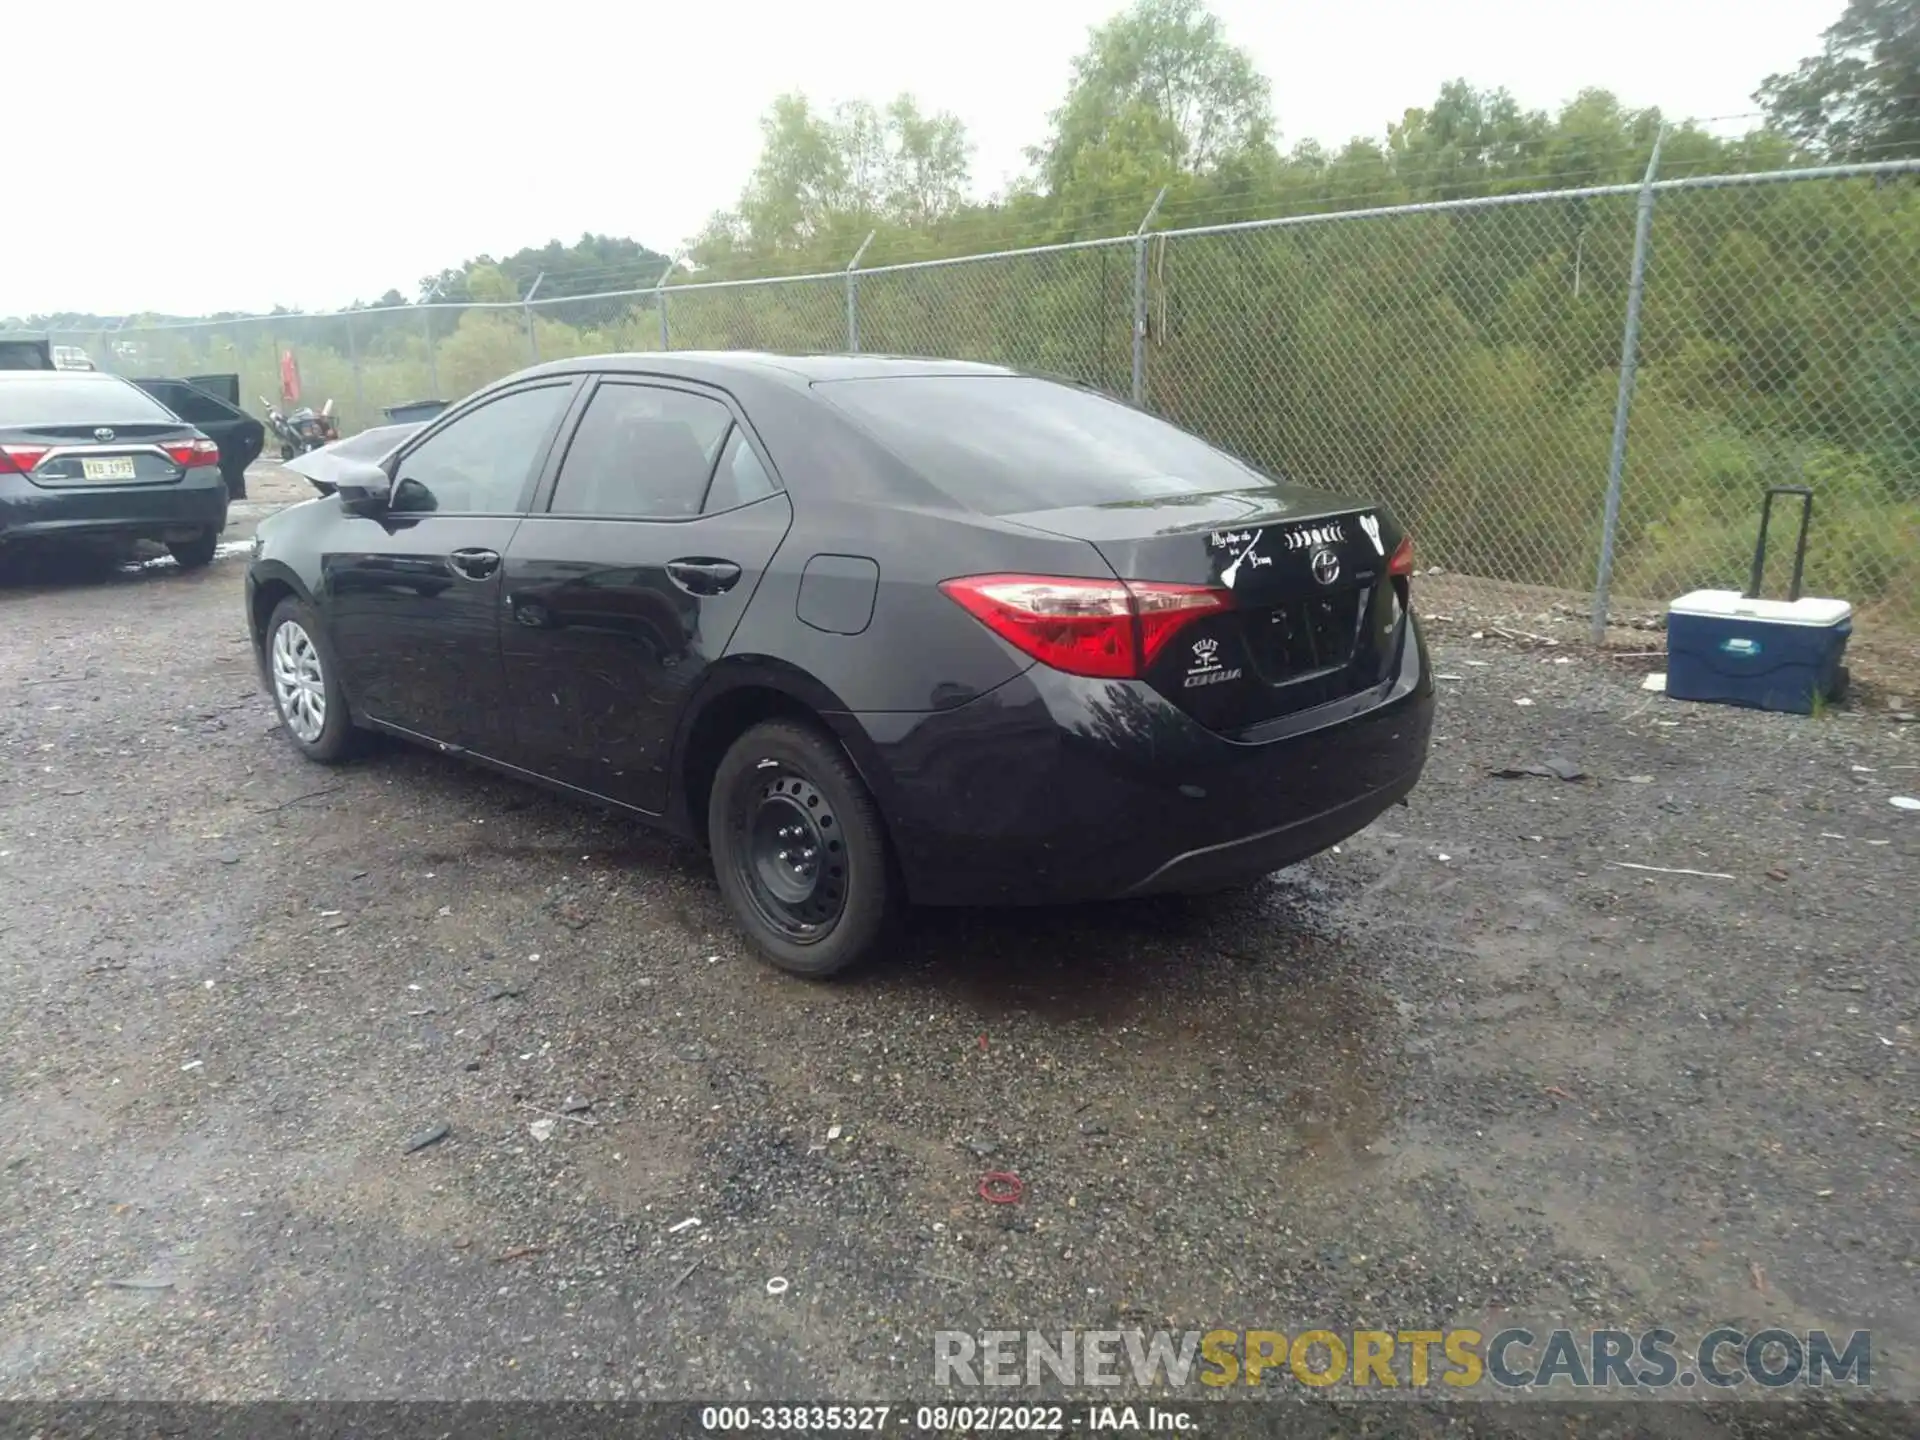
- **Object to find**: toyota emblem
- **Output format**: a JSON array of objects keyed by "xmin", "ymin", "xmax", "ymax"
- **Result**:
[
  {"xmin": 94, "ymin": 426, "xmax": 115, "ymax": 442},
  {"xmin": 1310, "ymin": 546, "xmax": 1341, "ymax": 586}
]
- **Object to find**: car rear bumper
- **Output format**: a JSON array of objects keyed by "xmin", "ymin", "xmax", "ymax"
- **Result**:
[
  {"xmin": 0, "ymin": 465, "xmax": 229, "ymax": 546},
  {"xmin": 837, "ymin": 616, "xmax": 1435, "ymax": 906}
]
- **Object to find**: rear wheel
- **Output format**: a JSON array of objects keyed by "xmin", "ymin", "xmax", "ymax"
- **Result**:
[
  {"xmin": 265, "ymin": 598, "xmax": 362, "ymax": 763},
  {"xmin": 708, "ymin": 720, "xmax": 899, "ymax": 977},
  {"xmin": 167, "ymin": 529, "xmax": 218, "ymax": 570}
]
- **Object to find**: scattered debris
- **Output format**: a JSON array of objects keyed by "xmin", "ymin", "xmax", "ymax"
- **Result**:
[
  {"xmin": 528, "ymin": 1119, "xmax": 556, "ymax": 1142},
  {"xmin": 493, "ymin": 1245, "xmax": 544, "ymax": 1264},
  {"xmin": 1750, "ymin": 1262, "xmax": 1767, "ymax": 1293},
  {"xmin": 1488, "ymin": 758, "xmax": 1585, "ymax": 782},
  {"xmin": 1513, "ymin": 697, "xmax": 1534, "ymax": 707},
  {"xmin": 666, "ymin": 1258, "xmax": 705, "ymax": 1294},
  {"xmin": 1624, "ymin": 775, "xmax": 1654, "ymax": 784},
  {"xmin": 214, "ymin": 851, "xmax": 241, "ymax": 866},
  {"xmin": 518, "ymin": 1100, "xmax": 597, "ymax": 1128},
  {"xmin": 1544, "ymin": 1086, "xmax": 1574, "ymax": 1101},
  {"xmin": 766, "ymin": 1276, "xmax": 791, "ymax": 1296},
  {"xmin": 1642, "ymin": 673, "xmax": 1667, "ymax": 693},
  {"xmin": 668, "ymin": 1216, "xmax": 701, "ymax": 1234},
  {"xmin": 404, "ymin": 1123, "xmax": 451, "ymax": 1154},
  {"xmin": 1766, "ymin": 868, "xmax": 1790, "ymax": 883},
  {"xmin": 106, "ymin": 1278, "xmax": 174, "ymax": 1291},
  {"xmin": 1891, "ymin": 796, "xmax": 1920, "ymax": 812},
  {"xmin": 484, "ymin": 986, "xmax": 522, "ymax": 1002},
  {"xmin": 561, "ymin": 1097, "xmax": 595, "ymax": 1115},
  {"xmin": 978, "ymin": 1172, "xmax": 1024, "ymax": 1204},
  {"xmin": 1435, "ymin": 674, "xmax": 1465, "ymax": 682},
  {"xmin": 826, "ymin": 1124, "xmax": 842, "ymax": 1141},
  {"xmin": 1607, "ymin": 862, "xmax": 1735, "ymax": 880},
  {"xmin": 179, "ymin": 1060, "xmax": 203, "ymax": 1072}
]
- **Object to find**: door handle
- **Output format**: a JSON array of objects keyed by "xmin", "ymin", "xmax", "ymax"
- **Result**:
[
  {"xmin": 449, "ymin": 547, "xmax": 501, "ymax": 581},
  {"xmin": 665, "ymin": 558, "xmax": 743, "ymax": 595}
]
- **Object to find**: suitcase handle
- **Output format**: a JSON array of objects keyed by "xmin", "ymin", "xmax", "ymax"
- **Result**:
[{"xmin": 1747, "ymin": 485, "xmax": 1812, "ymax": 603}]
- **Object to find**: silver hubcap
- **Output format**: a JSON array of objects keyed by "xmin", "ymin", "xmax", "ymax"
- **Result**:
[{"xmin": 271, "ymin": 620, "xmax": 327, "ymax": 744}]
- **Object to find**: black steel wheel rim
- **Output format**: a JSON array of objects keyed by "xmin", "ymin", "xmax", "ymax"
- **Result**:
[{"xmin": 731, "ymin": 763, "xmax": 847, "ymax": 942}]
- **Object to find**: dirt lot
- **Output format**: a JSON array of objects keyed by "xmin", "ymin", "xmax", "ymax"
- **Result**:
[{"xmin": 1, "ymin": 465, "xmax": 1915, "ymax": 1434}]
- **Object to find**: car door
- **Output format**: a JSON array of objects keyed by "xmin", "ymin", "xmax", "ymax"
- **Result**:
[
  {"xmin": 497, "ymin": 377, "xmax": 793, "ymax": 813},
  {"xmin": 323, "ymin": 378, "xmax": 579, "ymax": 755}
]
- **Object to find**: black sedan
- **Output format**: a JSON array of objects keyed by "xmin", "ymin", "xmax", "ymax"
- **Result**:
[
  {"xmin": 246, "ymin": 354, "xmax": 1434, "ymax": 976},
  {"xmin": 0, "ymin": 370, "xmax": 229, "ymax": 568}
]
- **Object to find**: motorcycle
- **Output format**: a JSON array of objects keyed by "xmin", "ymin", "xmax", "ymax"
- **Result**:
[{"xmin": 262, "ymin": 396, "xmax": 340, "ymax": 460}]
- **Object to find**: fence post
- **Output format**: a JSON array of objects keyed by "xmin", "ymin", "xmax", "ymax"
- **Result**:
[
  {"xmin": 845, "ymin": 230, "xmax": 876, "ymax": 352},
  {"xmin": 654, "ymin": 254, "xmax": 682, "ymax": 351},
  {"xmin": 1591, "ymin": 127, "xmax": 1667, "ymax": 644},
  {"xmin": 522, "ymin": 271, "xmax": 545, "ymax": 364},
  {"xmin": 423, "ymin": 306, "xmax": 440, "ymax": 399},
  {"xmin": 1132, "ymin": 187, "xmax": 1167, "ymax": 405},
  {"xmin": 346, "ymin": 312, "xmax": 366, "ymax": 426}
]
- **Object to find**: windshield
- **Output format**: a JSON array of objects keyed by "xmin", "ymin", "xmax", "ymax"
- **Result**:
[
  {"xmin": 0, "ymin": 376, "xmax": 176, "ymax": 426},
  {"xmin": 812, "ymin": 374, "xmax": 1267, "ymax": 514}
]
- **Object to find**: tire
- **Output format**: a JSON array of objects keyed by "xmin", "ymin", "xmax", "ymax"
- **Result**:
[
  {"xmin": 708, "ymin": 720, "xmax": 900, "ymax": 977},
  {"xmin": 166, "ymin": 529, "xmax": 218, "ymax": 570},
  {"xmin": 264, "ymin": 598, "xmax": 363, "ymax": 764}
]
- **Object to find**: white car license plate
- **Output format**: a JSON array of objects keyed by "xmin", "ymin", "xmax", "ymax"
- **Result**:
[{"xmin": 80, "ymin": 456, "xmax": 138, "ymax": 481}]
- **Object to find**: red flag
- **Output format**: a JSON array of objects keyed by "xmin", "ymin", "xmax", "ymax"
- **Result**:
[{"xmin": 279, "ymin": 349, "xmax": 301, "ymax": 405}]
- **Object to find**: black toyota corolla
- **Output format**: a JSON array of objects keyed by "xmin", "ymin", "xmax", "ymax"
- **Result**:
[{"xmin": 246, "ymin": 353, "xmax": 1434, "ymax": 975}]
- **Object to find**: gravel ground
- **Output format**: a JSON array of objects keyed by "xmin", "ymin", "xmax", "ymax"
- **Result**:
[{"xmin": 1, "ymin": 465, "xmax": 1915, "ymax": 1435}]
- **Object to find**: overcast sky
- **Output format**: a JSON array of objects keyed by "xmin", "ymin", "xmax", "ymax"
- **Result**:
[{"xmin": 9, "ymin": 0, "xmax": 1839, "ymax": 319}]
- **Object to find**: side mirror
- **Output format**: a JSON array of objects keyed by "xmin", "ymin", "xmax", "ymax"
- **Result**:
[{"xmin": 333, "ymin": 459, "xmax": 393, "ymax": 514}]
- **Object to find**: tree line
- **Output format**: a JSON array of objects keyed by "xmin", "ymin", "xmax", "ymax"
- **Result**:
[{"xmin": 42, "ymin": 0, "xmax": 1920, "ymax": 619}]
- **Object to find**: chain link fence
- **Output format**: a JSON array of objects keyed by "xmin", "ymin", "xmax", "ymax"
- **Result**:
[{"xmin": 29, "ymin": 158, "xmax": 1920, "ymax": 636}]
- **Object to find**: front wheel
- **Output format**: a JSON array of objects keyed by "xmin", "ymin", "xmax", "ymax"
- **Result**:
[
  {"xmin": 265, "ymin": 598, "xmax": 362, "ymax": 763},
  {"xmin": 708, "ymin": 720, "xmax": 900, "ymax": 977}
]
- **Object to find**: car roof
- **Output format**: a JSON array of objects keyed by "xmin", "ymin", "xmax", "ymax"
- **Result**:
[
  {"xmin": 0, "ymin": 368, "xmax": 124, "ymax": 382},
  {"xmin": 516, "ymin": 351, "xmax": 1022, "ymax": 388}
]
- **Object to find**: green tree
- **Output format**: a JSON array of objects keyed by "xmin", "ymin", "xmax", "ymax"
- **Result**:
[
  {"xmin": 1758, "ymin": 0, "xmax": 1920, "ymax": 158},
  {"xmin": 1034, "ymin": 0, "xmax": 1274, "ymax": 199}
]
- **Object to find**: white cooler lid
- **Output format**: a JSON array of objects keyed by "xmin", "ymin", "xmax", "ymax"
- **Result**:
[{"xmin": 1668, "ymin": 589, "xmax": 1851, "ymax": 626}]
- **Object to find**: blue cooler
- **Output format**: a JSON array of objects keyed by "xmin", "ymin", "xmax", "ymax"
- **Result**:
[{"xmin": 1664, "ymin": 486, "xmax": 1851, "ymax": 716}]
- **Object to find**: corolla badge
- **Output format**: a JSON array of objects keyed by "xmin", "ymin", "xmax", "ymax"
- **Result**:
[{"xmin": 1310, "ymin": 547, "xmax": 1341, "ymax": 586}]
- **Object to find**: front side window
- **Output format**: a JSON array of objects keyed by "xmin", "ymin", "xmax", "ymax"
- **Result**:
[
  {"xmin": 390, "ymin": 384, "xmax": 571, "ymax": 514},
  {"xmin": 549, "ymin": 383, "xmax": 733, "ymax": 519}
]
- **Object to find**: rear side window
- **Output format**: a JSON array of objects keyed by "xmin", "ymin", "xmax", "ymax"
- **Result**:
[
  {"xmin": 703, "ymin": 426, "xmax": 779, "ymax": 513},
  {"xmin": 0, "ymin": 376, "xmax": 175, "ymax": 425},
  {"xmin": 550, "ymin": 383, "xmax": 733, "ymax": 518},
  {"xmin": 813, "ymin": 375, "xmax": 1265, "ymax": 515}
]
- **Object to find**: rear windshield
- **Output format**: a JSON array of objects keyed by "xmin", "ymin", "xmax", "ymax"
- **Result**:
[
  {"xmin": 0, "ymin": 376, "xmax": 176, "ymax": 426},
  {"xmin": 812, "ymin": 374, "xmax": 1264, "ymax": 514}
]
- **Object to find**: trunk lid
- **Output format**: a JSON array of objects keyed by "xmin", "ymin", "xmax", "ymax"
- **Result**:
[
  {"xmin": 1005, "ymin": 484, "xmax": 1410, "ymax": 733},
  {"xmin": 2, "ymin": 421, "xmax": 198, "ymax": 487}
]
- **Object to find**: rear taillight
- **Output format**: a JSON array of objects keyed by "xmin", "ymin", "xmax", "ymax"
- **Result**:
[
  {"xmin": 165, "ymin": 437, "xmax": 221, "ymax": 468},
  {"xmin": 1388, "ymin": 536, "xmax": 1415, "ymax": 577},
  {"xmin": 0, "ymin": 445, "xmax": 50, "ymax": 474},
  {"xmin": 939, "ymin": 573, "xmax": 1230, "ymax": 679}
]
